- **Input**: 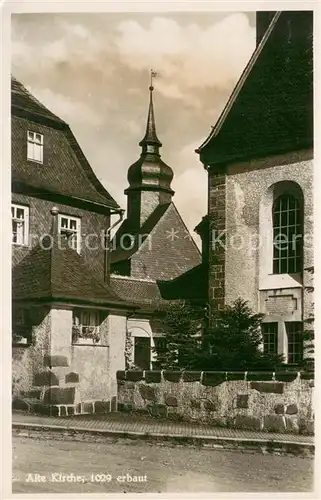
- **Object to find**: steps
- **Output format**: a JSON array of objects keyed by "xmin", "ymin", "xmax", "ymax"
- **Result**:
[{"xmin": 13, "ymin": 396, "xmax": 115, "ymax": 417}]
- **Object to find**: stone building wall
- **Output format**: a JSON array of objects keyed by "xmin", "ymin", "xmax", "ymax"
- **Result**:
[
  {"xmin": 12, "ymin": 306, "xmax": 51, "ymax": 397},
  {"xmin": 207, "ymin": 149, "xmax": 313, "ymax": 362},
  {"xmin": 224, "ymin": 150, "xmax": 313, "ymax": 312},
  {"xmin": 12, "ymin": 308, "xmax": 127, "ymax": 407},
  {"xmin": 117, "ymin": 370, "xmax": 314, "ymax": 435},
  {"xmin": 208, "ymin": 166, "xmax": 226, "ymax": 313}
]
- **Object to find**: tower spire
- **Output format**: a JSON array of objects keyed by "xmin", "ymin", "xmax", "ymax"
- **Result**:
[
  {"xmin": 125, "ymin": 69, "xmax": 174, "ymax": 227},
  {"xmin": 139, "ymin": 69, "xmax": 162, "ymax": 154}
]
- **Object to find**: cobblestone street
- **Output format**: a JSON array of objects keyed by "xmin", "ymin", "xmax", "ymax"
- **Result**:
[{"xmin": 12, "ymin": 432, "xmax": 314, "ymax": 494}]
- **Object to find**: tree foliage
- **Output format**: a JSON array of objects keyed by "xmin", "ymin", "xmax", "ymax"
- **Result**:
[
  {"xmin": 194, "ymin": 298, "xmax": 284, "ymax": 370},
  {"xmin": 153, "ymin": 301, "xmax": 202, "ymax": 370},
  {"xmin": 155, "ymin": 298, "xmax": 284, "ymax": 371}
]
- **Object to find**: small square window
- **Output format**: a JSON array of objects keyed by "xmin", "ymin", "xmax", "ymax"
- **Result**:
[
  {"xmin": 72, "ymin": 309, "xmax": 101, "ymax": 344},
  {"xmin": 27, "ymin": 130, "xmax": 44, "ymax": 163},
  {"xmin": 12, "ymin": 308, "xmax": 32, "ymax": 345},
  {"xmin": 12, "ymin": 204, "xmax": 29, "ymax": 246},
  {"xmin": 58, "ymin": 214, "xmax": 81, "ymax": 253}
]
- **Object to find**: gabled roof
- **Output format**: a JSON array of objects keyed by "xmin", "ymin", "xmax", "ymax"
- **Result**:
[
  {"xmin": 111, "ymin": 201, "xmax": 201, "ymax": 281},
  {"xmin": 12, "ymin": 76, "xmax": 120, "ymax": 211},
  {"xmin": 157, "ymin": 263, "xmax": 208, "ymax": 302},
  {"xmin": 197, "ymin": 11, "xmax": 313, "ymax": 165},
  {"xmin": 11, "ymin": 76, "xmax": 65, "ymax": 125},
  {"xmin": 110, "ymin": 202, "xmax": 171, "ymax": 264},
  {"xmin": 12, "ymin": 235, "xmax": 135, "ymax": 309}
]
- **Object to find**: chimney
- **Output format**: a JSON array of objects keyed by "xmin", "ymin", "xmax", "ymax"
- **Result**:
[{"xmin": 256, "ymin": 12, "xmax": 277, "ymax": 46}]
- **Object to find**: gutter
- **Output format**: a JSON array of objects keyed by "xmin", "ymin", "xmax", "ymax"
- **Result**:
[{"xmin": 11, "ymin": 181, "xmax": 120, "ymax": 212}]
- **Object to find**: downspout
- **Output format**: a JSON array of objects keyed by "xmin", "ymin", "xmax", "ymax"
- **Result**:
[
  {"xmin": 205, "ymin": 163, "xmax": 211, "ymax": 335},
  {"xmin": 104, "ymin": 209, "xmax": 125, "ymax": 284},
  {"xmin": 49, "ymin": 206, "xmax": 59, "ymax": 415}
]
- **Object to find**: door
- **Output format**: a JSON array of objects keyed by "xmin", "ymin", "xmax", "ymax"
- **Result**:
[{"xmin": 134, "ymin": 337, "xmax": 151, "ymax": 370}]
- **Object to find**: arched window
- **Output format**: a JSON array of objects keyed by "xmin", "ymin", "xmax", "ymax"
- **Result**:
[{"xmin": 272, "ymin": 194, "xmax": 303, "ymax": 274}]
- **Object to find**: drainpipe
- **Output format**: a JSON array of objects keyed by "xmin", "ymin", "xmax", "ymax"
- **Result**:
[
  {"xmin": 104, "ymin": 209, "xmax": 125, "ymax": 284},
  {"xmin": 49, "ymin": 206, "xmax": 60, "ymax": 415}
]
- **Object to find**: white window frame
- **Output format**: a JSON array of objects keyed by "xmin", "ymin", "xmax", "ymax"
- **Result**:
[
  {"xmin": 272, "ymin": 194, "xmax": 303, "ymax": 275},
  {"xmin": 27, "ymin": 130, "xmax": 44, "ymax": 163},
  {"xmin": 58, "ymin": 214, "xmax": 81, "ymax": 253},
  {"xmin": 259, "ymin": 181, "xmax": 304, "ymax": 290},
  {"xmin": 72, "ymin": 309, "xmax": 101, "ymax": 344},
  {"xmin": 12, "ymin": 204, "xmax": 29, "ymax": 246}
]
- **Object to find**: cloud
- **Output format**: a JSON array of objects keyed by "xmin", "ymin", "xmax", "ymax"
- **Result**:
[
  {"xmin": 11, "ymin": 12, "xmax": 255, "ymax": 238},
  {"xmin": 173, "ymin": 167, "xmax": 208, "ymax": 238},
  {"xmin": 115, "ymin": 14, "xmax": 255, "ymax": 99},
  {"xmin": 170, "ymin": 138, "xmax": 208, "ymax": 238},
  {"xmin": 25, "ymin": 86, "xmax": 105, "ymax": 128}
]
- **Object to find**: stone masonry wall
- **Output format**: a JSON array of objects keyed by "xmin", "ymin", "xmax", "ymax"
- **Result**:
[
  {"xmin": 12, "ymin": 309, "xmax": 123, "ymax": 415},
  {"xmin": 208, "ymin": 166, "xmax": 226, "ymax": 315},
  {"xmin": 12, "ymin": 306, "xmax": 51, "ymax": 397},
  {"xmin": 117, "ymin": 370, "xmax": 314, "ymax": 435},
  {"xmin": 224, "ymin": 151, "xmax": 313, "ymax": 313}
]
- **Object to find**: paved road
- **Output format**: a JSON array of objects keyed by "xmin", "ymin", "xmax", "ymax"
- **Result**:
[{"xmin": 12, "ymin": 432, "xmax": 314, "ymax": 494}]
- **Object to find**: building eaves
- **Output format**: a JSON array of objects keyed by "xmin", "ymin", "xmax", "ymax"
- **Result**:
[
  {"xmin": 110, "ymin": 274, "xmax": 168, "ymax": 309},
  {"xmin": 12, "ymin": 237, "xmax": 135, "ymax": 310}
]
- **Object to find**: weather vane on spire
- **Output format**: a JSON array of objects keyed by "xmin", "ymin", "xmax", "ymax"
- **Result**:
[{"xmin": 150, "ymin": 69, "xmax": 157, "ymax": 91}]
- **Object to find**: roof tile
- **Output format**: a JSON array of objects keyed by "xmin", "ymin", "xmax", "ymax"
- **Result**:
[
  {"xmin": 110, "ymin": 275, "xmax": 167, "ymax": 309},
  {"xmin": 13, "ymin": 235, "xmax": 134, "ymax": 309},
  {"xmin": 110, "ymin": 203, "xmax": 170, "ymax": 264},
  {"xmin": 157, "ymin": 264, "xmax": 208, "ymax": 301},
  {"xmin": 198, "ymin": 11, "xmax": 313, "ymax": 164},
  {"xmin": 12, "ymin": 76, "xmax": 119, "ymax": 210}
]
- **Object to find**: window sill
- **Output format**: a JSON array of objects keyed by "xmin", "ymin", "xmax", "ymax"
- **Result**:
[
  {"xmin": 12, "ymin": 242, "xmax": 29, "ymax": 248},
  {"xmin": 259, "ymin": 273, "xmax": 302, "ymax": 291},
  {"xmin": 12, "ymin": 343, "xmax": 31, "ymax": 348},
  {"xmin": 27, "ymin": 159, "xmax": 44, "ymax": 165},
  {"xmin": 72, "ymin": 343, "xmax": 109, "ymax": 347}
]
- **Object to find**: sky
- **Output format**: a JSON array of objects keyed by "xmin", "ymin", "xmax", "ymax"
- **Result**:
[{"xmin": 11, "ymin": 12, "xmax": 256, "ymax": 241}]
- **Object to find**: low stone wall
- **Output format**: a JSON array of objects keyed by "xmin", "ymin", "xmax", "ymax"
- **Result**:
[{"xmin": 117, "ymin": 370, "xmax": 314, "ymax": 435}]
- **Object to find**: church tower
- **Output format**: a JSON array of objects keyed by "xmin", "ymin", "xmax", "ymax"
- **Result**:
[
  {"xmin": 125, "ymin": 74, "xmax": 174, "ymax": 230},
  {"xmin": 111, "ymin": 70, "xmax": 200, "ymax": 280}
]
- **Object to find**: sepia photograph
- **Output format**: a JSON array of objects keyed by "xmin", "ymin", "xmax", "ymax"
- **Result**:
[{"xmin": 6, "ymin": 4, "xmax": 315, "ymax": 495}]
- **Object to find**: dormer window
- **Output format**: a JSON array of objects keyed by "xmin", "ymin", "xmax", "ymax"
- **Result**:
[{"xmin": 27, "ymin": 131, "xmax": 43, "ymax": 163}]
